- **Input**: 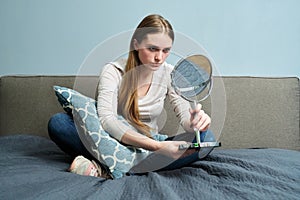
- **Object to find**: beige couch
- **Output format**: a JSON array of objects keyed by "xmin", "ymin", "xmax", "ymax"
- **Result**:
[{"xmin": 0, "ymin": 75, "xmax": 299, "ymax": 150}]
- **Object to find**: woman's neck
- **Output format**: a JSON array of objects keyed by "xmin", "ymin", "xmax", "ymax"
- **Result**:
[
  {"xmin": 138, "ymin": 70, "xmax": 153, "ymax": 84},
  {"xmin": 137, "ymin": 70, "xmax": 153, "ymax": 97}
]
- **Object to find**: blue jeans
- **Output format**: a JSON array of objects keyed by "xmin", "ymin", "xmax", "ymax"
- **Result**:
[
  {"xmin": 48, "ymin": 112, "xmax": 95, "ymax": 160},
  {"xmin": 48, "ymin": 112, "xmax": 216, "ymax": 173}
]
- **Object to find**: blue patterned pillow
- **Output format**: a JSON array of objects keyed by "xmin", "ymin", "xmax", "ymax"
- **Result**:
[{"xmin": 53, "ymin": 86, "xmax": 150, "ymax": 179}]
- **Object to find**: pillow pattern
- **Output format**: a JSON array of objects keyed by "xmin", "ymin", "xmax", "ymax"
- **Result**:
[
  {"xmin": 53, "ymin": 85, "xmax": 151, "ymax": 179},
  {"xmin": 54, "ymin": 87, "xmax": 74, "ymax": 114}
]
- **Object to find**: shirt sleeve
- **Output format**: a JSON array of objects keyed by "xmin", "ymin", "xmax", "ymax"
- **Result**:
[
  {"xmin": 165, "ymin": 64, "xmax": 192, "ymax": 131},
  {"xmin": 96, "ymin": 63, "xmax": 134, "ymax": 141}
]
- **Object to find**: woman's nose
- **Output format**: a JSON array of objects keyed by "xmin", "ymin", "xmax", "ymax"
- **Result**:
[{"xmin": 154, "ymin": 51, "xmax": 163, "ymax": 62}]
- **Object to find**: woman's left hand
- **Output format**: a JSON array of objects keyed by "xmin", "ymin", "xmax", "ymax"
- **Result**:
[{"xmin": 189, "ymin": 103, "xmax": 211, "ymax": 131}]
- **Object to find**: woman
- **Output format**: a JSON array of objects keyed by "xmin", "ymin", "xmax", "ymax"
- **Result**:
[{"xmin": 48, "ymin": 14, "xmax": 214, "ymax": 178}]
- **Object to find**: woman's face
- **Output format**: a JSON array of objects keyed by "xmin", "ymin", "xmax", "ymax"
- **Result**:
[{"xmin": 134, "ymin": 32, "xmax": 173, "ymax": 70}]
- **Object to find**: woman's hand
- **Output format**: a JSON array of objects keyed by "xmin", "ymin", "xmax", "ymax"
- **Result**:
[
  {"xmin": 156, "ymin": 140, "xmax": 197, "ymax": 159},
  {"xmin": 122, "ymin": 130, "xmax": 195, "ymax": 159},
  {"xmin": 189, "ymin": 103, "xmax": 211, "ymax": 132},
  {"xmin": 121, "ymin": 130, "xmax": 197, "ymax": 159}
]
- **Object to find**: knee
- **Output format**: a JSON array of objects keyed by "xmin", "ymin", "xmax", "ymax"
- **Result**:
[
  {"xmin": 48, "ymin": 112, "xmax": 67, "ymax": 128},
  {"xmin": 48, "ymin": 112, "xmax": 72, "ymax": 138},
  {"xmin": 201, "ymin": 129, "xmax": 216, "ymax": 142}
]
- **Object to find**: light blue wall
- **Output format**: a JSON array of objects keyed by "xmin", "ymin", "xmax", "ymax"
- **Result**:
[{"xmin": 1, "ymin": 0, "xmax": 299, "ymax": 77}]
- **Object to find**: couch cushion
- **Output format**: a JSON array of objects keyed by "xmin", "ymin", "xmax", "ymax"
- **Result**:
[
  {"xmin": 217, "ymin": 76, "xmax": 300, "ymax": 150},
  {"xmin": 0, "ymin": 76, "xmax": 98, "ymax": 138}
]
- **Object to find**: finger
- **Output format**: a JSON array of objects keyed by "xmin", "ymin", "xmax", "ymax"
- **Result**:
[
  {"xmin": 189, "ymin": 103, "xmax": 202, "ymax": 114},
  {"xmin": 197, "ymin": 111, "xmax": 206, "ymax": 125},
  {"xmin": 192, "ymin": 110, "xmax": 205, "ymax": 126},
  {"xmin": 196, "ymin": 103, "xmax": 202, "ymax": 111},
  {"xmin": 199, "ymin": 115, "xmax": 211, "ymax": 131},
  {"xmin": 193, "ymin": 112, "xmax": 209, "ymax": 130}
]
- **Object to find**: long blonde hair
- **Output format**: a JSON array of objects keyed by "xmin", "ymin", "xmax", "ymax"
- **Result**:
[{"xmin": 118, "ymin": 14, "xmax": 174, "ymax": 138}]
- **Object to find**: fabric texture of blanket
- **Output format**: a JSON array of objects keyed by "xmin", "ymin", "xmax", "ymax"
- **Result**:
[{"xmin": 1, "ymin": 134, "xmax": 299, "ymax": 200}]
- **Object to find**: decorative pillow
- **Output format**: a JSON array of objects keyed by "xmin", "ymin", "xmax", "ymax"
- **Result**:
[
  {"xmin": 53, "ymin": 86, "xmax": 150, "ymax": 179},
  {"xmin": 54, "ymin": 87, "xmax": 75, "ymax": 114}
]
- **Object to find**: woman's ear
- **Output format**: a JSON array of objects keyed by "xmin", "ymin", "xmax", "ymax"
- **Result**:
[{"xmin": 133, "ymin": 39, "xmax": 139, "ymax": 51}]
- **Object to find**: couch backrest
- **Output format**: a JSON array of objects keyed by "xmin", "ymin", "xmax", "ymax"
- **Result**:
[
  {"xmin": 0, "ymin": 75, "xmax": 299, "ymax": 150},
  {"xmin": 218, "ymin": 76, "xmax": 299, "ymax": 150}
]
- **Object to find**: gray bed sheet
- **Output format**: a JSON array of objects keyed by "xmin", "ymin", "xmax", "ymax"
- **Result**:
[{"xmin": 0, "ymin": 134, "xmax": 299, "ymax": 200}]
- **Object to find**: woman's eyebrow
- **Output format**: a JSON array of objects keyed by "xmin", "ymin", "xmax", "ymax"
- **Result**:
[
  {"xmin": 146, "ymin": 44, "xmax": 172, "ymax": 49},
  {"xmin": 146, "ymin": 44, "xmax": 159, "ymax": 48}
]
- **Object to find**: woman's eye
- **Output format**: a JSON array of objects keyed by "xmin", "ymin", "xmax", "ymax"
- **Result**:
[
  {"xmin": 148, "ymin": 47, "xmax": 157, "ymax": 52},
  {"xmin": 163, "ymin": 48, "xmax": 170, "ymax": 53}
]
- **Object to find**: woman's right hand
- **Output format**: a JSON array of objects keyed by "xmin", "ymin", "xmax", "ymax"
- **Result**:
[{"xmin": 156, "ymin": 140, "xmax": 197, "ymax": 159}]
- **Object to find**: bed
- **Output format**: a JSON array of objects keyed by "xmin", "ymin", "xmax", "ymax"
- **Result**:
[{"xmin": 0, "ymin": 134, "xmax": 299, "ymax": 199}]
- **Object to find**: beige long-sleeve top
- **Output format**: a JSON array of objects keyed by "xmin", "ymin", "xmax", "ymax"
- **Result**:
[{"xmin": 97, "ymin": 58, "xmax": 191, "ymax": 141}]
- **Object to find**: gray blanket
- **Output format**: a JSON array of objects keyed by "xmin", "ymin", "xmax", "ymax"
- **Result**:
[{"xmin": 0, "ymin": 135, "xmax": 299, "ymax": 200}]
